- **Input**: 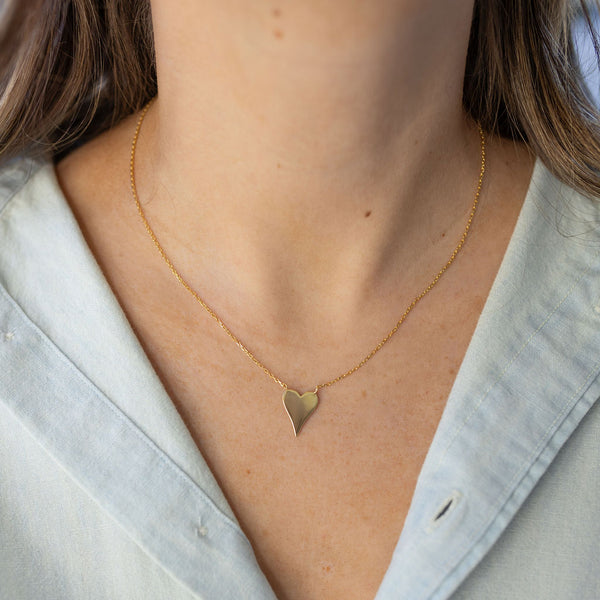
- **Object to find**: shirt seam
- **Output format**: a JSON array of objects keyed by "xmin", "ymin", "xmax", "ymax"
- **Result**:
[{"xmin": 433, "ymin": 247, "xmax": 600, "ymax": 473}]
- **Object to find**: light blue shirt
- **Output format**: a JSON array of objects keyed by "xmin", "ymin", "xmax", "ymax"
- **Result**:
[{"xmin": 1, "ymin": 157, "xmax": 600, "ymax": 599}]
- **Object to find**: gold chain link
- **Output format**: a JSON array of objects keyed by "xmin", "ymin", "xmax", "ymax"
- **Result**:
[{"xmin": 130, "ymin": 100, "xmax": 486, "ymax": 392}]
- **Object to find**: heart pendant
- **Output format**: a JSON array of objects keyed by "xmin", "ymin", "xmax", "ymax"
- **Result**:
[{"xmin": 282, "ymin": 389, "xmax": 319, "ymax": 436}]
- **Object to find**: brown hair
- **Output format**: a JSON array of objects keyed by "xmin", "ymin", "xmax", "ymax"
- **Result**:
[{"xmin": 0, "ymin": 1, "xmax": 599, "ymax": 196}]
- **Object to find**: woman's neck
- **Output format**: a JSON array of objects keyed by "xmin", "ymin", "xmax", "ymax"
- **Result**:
[{"xmin": 134, "ymin": 0, "xmax": 481, "ymax": 324}]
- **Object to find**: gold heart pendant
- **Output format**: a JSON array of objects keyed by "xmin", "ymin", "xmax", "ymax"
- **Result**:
[{"xmin": 282, "ymin": 389, "xmax": 319, "ymax": 436}]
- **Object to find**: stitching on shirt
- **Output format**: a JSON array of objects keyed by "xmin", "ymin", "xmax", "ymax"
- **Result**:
[
  {"xmin": 432, "ymin": 249, "xmax": 600, "ymax": 473},
  {"xmin": 484, "ymin": 360, "xmax": 598, "ymax": 526},
  {"xmin": 0, "ymin": 282, "xmax": 247, "ymax": 543},
  {"xmin": 430, "ymin": 358, "xmax": 600, "ymax": 599}
]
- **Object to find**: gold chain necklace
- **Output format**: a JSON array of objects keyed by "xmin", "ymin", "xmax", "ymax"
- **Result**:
[{"xmin": 130, "ymin": 100, "xmax": 486, "ymax": 436}]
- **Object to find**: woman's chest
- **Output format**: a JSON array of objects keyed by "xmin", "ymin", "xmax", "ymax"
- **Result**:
[
  {"xmin": 62, "ymin": 227, "xmax": 502, "ymax": 599},
  {"xmin": 55, "ymin": 146, "xmax": 527, "ymax": 598},
  {"xmin": 121, "ymin": 293, "xmax": 485, "ymax": 600},
  {"xmin": 67, "ymin": 232, "xmax": 502, "ymax": 598}
]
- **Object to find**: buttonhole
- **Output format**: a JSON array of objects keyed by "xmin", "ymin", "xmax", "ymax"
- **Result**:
[
  {"xmin": 434, "ymin": 498, "xmax": 454, "ymax": 521},
  {"xmin": 427, "ymin": 491, "xmax": 462, "ymax": 533}
]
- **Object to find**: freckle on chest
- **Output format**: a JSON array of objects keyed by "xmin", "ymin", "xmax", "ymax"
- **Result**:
[{"xmin": 271, "ymin": 8, "xmax": 284, "ymax": 39}]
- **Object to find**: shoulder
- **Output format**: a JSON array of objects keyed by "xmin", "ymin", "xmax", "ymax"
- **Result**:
[
  {"xmin": 0, "ymin": 156, "xmax": 59, "ymax": 281},
  {"xmin": 0, "ymin": 156, "xmax": 47, "ymax": 217},
  {"xmin": 0, "ymin": 157, "xmax": 70, "ymax": 283},
  {"xmin": 531, "ymin": 160, "xmax": 600, "ymax": 244}
]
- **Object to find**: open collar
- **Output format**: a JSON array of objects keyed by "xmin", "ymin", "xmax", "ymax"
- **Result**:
[
  {"xmin": 376, "ymin": 160, "xmax": 600, "ymax": 598},
  {"xmin": 0, "ymin": 159, "xmax": 276, "ymax": 599},
  {"xmin": 1, "ymin": 158, "xmax": 599, "ymax": 599},
  {"xmin": 0, "ymin": 159, "xmax": 234, "ymax": 518}
]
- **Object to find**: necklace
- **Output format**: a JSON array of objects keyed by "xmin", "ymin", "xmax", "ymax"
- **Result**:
[{"xmin": 130, "ymin": 100, "xmax": 486, "ymax": 436}]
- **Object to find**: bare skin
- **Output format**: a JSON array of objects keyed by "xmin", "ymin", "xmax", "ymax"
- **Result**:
[{"xmin": 56, "ymin": 1, "xmax": 535, "ymax": 598}]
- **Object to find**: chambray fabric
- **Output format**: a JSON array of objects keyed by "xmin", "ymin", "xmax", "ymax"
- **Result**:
[{"xmin": 0, "ymin": 157, "xmax": 599, "ymax": 600}]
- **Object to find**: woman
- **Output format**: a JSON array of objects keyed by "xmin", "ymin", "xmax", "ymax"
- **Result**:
[{"xmin": 0, "ymin": 1, "xmax": 599, "ymax": 599}]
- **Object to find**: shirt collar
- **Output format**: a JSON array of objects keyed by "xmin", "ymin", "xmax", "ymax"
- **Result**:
[
  {"xmin": 376, "ymin": 159, "xmax": 600, "ymax": 598},
  {"xmin": 1, "ymin": 157, "xmax": 599, "ymax": 599},
  {"xmin": 0, "ymin": 158, "xmax": 277, "ymax": 598},
  {"xmin": 0, "ymin": 158, "xmax": 235, "ymax": 520}
]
